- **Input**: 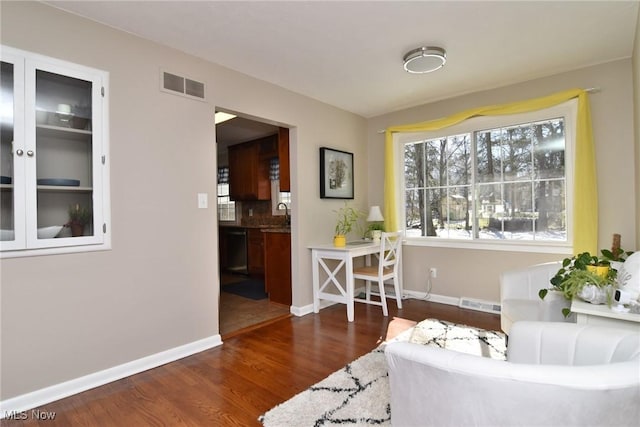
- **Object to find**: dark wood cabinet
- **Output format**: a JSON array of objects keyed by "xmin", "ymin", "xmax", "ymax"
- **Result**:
[
  {"xmin": 228, "ymin": 138, "xmax": 271, "ymax": 201},
  {"xmin": 259, "ymin": 134, "xmax": 278, "ymax": 159},
  {"xmin": 264, "ymin": 231, "xmax": 292, "ymax": 305},
  {"xmin": 247, "ymin": 228, "xmax": 265, "ymax": 276},
  {"xmin": 228, "ymin": 132, "xmax": 288, "ymax": 200},
  {"xmin": 278, "ymin": 127, "xmax": 290, "ymax": 192}
]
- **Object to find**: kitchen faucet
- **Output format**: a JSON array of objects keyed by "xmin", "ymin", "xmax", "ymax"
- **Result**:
[{"xmin": 277, "ymin": 202, "xmax": 290, "ymax": 226}]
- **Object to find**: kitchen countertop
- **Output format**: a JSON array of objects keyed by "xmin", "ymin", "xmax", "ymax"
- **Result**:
[
  {"xmin": 219, "ymin": 224, "xmax": 290, "ymax": 232},
  {"xmin": 261, "ymin": 227, "xmax": 291, "ymax": 233}
]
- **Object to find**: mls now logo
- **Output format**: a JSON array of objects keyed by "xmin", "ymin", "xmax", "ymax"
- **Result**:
[
  {"xmin": 3, "ymin": 411, "xmax": 28, "ymax": 420},
  {"xmin": 4, "ymin": 409, "xmax": 56, "ymax": 420}
]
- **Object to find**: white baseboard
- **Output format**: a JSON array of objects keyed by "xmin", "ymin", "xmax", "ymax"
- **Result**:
[
  {"xmin": 291, "ymin": 300, "xmax": 338, "ymax": 317},
  {"xmin": 294, "ymin": 292, "xmax": 494, "ymax": 319},
  {"xmin": 294, "ymin": 292, "xmax": 465, "ymax": 319},
  {"xmin": 291, "ymin": 303, "xmax": 313, "ymax": 317},
  {"xmin": 404, "ymin": 290, "xmax": 461, "ymax": 306},
  {"xmin": 404, "ymin": 291, "xmax": 500, "ymax": 313},
  {"xmin": 0, "ymin": 334, "xmax": 223, "ymax": 418}
]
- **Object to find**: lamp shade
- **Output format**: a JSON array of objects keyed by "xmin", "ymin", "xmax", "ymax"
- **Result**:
[{"xmin": 367, "ymin": 206, "xmax": 384, "ymax": 222}]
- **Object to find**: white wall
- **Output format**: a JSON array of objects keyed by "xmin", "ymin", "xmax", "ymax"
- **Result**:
[
  {"xmin": 0, "ymin": 2, "xmax": 366, "ymax": 401},
  {"xmin": 367, "ymin": 60, "xmax": 637, "ymax": 302}
]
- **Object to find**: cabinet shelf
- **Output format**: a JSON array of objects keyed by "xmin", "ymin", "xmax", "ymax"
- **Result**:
[
  {"xmin": 37, "ymin": 185, "xmax": 92, "ymax": 193},
  {"xmin": 37, "ymin": 124, "xmax": 92, "ymax": 141}
]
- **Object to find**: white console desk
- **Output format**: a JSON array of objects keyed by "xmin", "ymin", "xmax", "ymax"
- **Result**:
[
  {"xmin": 309, "ymin": 241, "xmax": 382, "ymax": 322},
  {"xmin": 571, "ymin": 299, "xmax": 640, "ymax": 331}
]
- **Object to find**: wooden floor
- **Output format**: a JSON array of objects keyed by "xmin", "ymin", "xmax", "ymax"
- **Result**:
[{"xmin": 4, "ymin": 299, "xmax": 500, "ymax": 426}]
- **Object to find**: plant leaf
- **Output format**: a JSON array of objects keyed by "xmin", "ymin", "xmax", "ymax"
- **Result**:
[
  {"xmin": 601, "ymin": 249, "xmax": 614, "ymax": 259},
  {"xmin": 562, "ymin": 308, "xmax": 571, "ymax": 318},
  {"xmin": 538, "ymin": 289, "xmax": 548, "ymax": 300}
]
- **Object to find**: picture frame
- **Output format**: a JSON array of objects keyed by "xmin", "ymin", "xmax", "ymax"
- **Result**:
[{"xmin": 319, "ymin": 147, "xmax": 354, "ymax": 199}]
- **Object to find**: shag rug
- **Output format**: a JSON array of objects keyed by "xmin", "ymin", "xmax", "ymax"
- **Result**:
[{"xmin": 259, "ymin": 319, "xmax": 506, "ymax": 427}]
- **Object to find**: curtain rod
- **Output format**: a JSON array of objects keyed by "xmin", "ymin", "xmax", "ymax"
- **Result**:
[{"xmin": 376, "ymin": 87, "xmax": 601, "ymax": 133}]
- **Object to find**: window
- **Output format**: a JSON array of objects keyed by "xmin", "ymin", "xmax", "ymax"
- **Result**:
[
  {"xmin": 217, "ymin": 166, "xmax": 236, "ymax": 222},
  {"xmin": 217, "ymin": 183, "xmax": 236, "ymax": 222},
  {"xmin": 271, "ymin": 180, "xmax": 291, "ymax": 216},
  {"xmin": 399, "ymin": 103, "xmax": 575, "ymax": 250},
  {"xmin": 269, "ymin": 158, "xmax": 291, "ymax": 216}
]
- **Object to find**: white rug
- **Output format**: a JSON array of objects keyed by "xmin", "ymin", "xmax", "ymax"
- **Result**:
[{"xmin": 259, "ymin": 319, "xmax": 506, "ymax": 427}]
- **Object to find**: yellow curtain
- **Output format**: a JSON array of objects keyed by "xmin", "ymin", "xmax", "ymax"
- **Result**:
[{"xmin": 384, "ymin": 88, "xmax": 597, "ymax": 254}]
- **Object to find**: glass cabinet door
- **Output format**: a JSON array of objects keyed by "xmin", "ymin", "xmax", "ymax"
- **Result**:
[
  {"xmin": 0, "ymin": 54, "xmax": 25, "ymax": 251},
  {"xmin": 30, "ymin": 68, "xmax": 96, "ymax": 243}
]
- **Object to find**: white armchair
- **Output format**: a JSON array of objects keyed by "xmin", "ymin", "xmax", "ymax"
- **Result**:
[
  {"xmin": 385, "ymin": 322, "xmax": 640, "ymax": 427},
  {"xmin": 500, "ymin": 261, "xmax": 574, "ymax": 335}
]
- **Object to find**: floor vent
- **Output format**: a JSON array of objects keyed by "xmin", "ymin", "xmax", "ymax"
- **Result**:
[
  {"xmin": 161, "ymin": 70, "xmax": 205, "ymax": 101},
  {"xmin": 459, "ymin": 297, "xmax": 501, "ymax": 315}
]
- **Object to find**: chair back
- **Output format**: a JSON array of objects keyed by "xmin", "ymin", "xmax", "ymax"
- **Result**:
[{"xmin": 379, "ymin": 231, "xmax": 402, "ymax": 275}]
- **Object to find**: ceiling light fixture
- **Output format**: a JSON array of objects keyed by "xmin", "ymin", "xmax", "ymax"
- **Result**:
[
  {"xmin": 215, "ymin": 111, "xmax": 237, "ymax": 124},
  {"xmin": 403, "ymin": 46, "xmax": 447, "ymax": 74}
]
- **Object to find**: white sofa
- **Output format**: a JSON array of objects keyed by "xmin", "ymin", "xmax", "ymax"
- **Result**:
[
  {"xmin": 385, "ymin": 321, "xmax": 640, "ymax": 427},
  {"xmin": 500, "ymin": 261, "xmax": 575, "ymax": 335}
]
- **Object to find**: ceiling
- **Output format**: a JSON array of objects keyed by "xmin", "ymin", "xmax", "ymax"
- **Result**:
[
  {"xmin": 216, "ymin": 116, "xmax": 279, "ymax": 148},
  {"xmin": 45, "ymin": 1, "xmax": 639, "ymax": 119}
]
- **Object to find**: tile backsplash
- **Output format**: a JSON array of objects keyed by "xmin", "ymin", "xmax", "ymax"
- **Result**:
[{"xmin": 240, "ymin": 200, "xmax": 286, "ymax": 227}]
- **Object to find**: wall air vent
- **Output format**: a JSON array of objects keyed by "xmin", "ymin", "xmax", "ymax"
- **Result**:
[
  {"xmin": 161, "ymin": 70, "xmax": 205, "ymax": 101},
  {"xmin": 459, "ymin": 297, "xmax": 501, "ymax": 315}
]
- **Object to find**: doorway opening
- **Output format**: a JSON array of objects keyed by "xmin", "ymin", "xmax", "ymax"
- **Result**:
[{"xmin": 215, "ymin": 109, "xmax": 293, "ymax": 338}]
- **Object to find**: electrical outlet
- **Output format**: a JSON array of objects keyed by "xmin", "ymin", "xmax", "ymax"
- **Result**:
[{"xmin": 429, "ymin": 267, "xmax": 437, "ymax": 278}]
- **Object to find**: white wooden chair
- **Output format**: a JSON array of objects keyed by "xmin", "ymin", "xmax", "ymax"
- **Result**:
[{"xmin": 353, "ymin": 231, "xmax": 403, "ymax": 316}]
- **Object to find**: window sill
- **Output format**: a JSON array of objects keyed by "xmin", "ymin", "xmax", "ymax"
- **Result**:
[
  {"xmin": 1, "ymin": 243, "xmax": 112, "ymax": 259},
  {"xmin": 403, "ymin": 237, "xmax": 573, "ymax": 254}
]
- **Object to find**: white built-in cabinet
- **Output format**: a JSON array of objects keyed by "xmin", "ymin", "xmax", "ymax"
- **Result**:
[{"xmin": 0, "ymin": 46, "xmax": 110, "ymax": 257}]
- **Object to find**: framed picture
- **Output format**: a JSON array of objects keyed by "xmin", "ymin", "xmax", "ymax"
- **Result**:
[{"xmin": 320, "ymin": 147, "xmax": 354, "ymax": 199}]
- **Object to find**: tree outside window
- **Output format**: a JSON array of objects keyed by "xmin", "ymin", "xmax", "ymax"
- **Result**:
[{"xmin": 403, "ymin": 118, "xmax": 566, "ymax": 243}]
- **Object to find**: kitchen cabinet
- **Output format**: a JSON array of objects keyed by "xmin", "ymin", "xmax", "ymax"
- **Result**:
[
  {"xmin": 278, "ymin": 127, "xmax": 290, "ymax": 192},
  {"xmin": 0, "ymin": 46, "xmax": 110, "ymax": 257},
  {"xmin": 264, "ymin": 231, "xmax": 291, "ymax": 305},
  {"xmin": 259, "ymin": 134, "xmax": 277, "ymax": 159},
  {"xmin": 228, "ymin": 137, "xmax": 271, "ymax": 201},
  {"xmin": 247, "ymin": 228, "xmax": 265, "ymax": 276}
]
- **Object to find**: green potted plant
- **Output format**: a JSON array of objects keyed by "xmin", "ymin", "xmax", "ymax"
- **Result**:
[
  {"xmin": 599, "ymin": 233, "xmax": 635, "ymax": 273},
  {"xmin": 366, "ymin": 222, "xmax": 385, "ymax": 242},
  {"xmin": 601, "ymin": 248, "xmax": 635, "ymax": 273},
  {"xmin": 333, "ymin": 203, "xmax": 363, "ymax": 247},
  {"xmin": 66, "ymin": 204, "xmax": 91, "ymax": 237},
  {"xmin": 539, "ymin": 252, "xmax": 615, "ymax": 317}
]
